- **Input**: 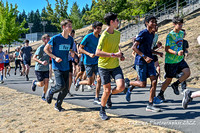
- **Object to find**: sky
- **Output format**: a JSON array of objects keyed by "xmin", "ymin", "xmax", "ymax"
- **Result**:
[{"xmin": 2, "ymin": 0, "xmax": 92, "ymax": 14}]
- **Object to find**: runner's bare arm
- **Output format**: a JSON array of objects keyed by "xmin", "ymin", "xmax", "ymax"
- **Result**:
[
  {"xmin": 165, "ymin": 46, "xmax": 183, "ymax": 56},
  {"xmin": 95, "ymin": 49, "xmax": 122, "ymax": 58},
  {"xmin": 132, "ymin": 41, "xmax": 153, "ymax": 63},
  {"xmin": 79, "ymin": 44, "xmax": 95, "ymax": 58}
]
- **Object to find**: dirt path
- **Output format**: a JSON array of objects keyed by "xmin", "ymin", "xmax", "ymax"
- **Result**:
[{"xmin": 0, "ymin": 87, "xmax": 181, "ymax": 133}]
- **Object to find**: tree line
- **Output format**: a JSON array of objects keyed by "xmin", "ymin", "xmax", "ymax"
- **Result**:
[{"xmin": 0, "ymin": 0, "xmax": 187, "ymax": 52}]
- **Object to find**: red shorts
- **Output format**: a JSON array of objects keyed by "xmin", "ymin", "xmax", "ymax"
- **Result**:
[{"xmin": 0, "ymin": 63, "xmax": 4, "ymax": 71}]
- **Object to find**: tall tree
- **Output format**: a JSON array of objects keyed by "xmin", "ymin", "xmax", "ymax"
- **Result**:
[
  {"xmin": 32, "ymin": 9, "xmax": 42, "ymax": 32},
  {"xmin": 45, "ymin": 0, "xmax": 69, "ymax": 31},
  {"xmin": 0, "ymin": 1, "xmax": 29, "ymax": 53},
  {"xmin": 69, "ymin": 2, "xmax": 84, "ymax": 29}
]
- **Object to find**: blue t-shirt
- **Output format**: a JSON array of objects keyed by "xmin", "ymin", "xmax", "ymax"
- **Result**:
[
  {"xmin": 81, "ymin": 33, "xmax": 99, "ymax": 65},
  {"xmin": 21, "ymin": 46, "xmax": 32, "ymax": 60},
  {"xmin": 34, "ymin": 45, "xmax": 49, "ymax": 71},
  {"xmin": 134, "ymin": 29, "xmax": 154, "ymax": 65},
  {"xmin": 0, "ymin": 52, "xmax": 4, "ymax": 63},
  {"xmin": 5, "ymin": 54, "xmax": 9, "ymax": 63},
  {"xmin": 48, "ymin": 33, "xmax": 73, "ymax": 71}
]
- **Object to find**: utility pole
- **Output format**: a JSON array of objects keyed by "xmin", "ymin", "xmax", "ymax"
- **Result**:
[
  {"xmin": 41, "ymin": 21, "xmax": 47, "ymax": 34},
  {"xmin": 28, "ymin": 23, "xmax": 33, "ymax": 42}
]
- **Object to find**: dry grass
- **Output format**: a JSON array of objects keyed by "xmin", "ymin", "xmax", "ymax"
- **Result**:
[{"xmin": 0, "ymin": 86, "xmax": 181, "ymax": 133}]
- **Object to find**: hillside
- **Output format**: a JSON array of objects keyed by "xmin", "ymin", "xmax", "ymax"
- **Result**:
[
  {"xmin": 120, "ymin": 10, "xmax": 200, "ymax": 88},
  {"xmin": 9, "ymin": 11, "xmax": 200, "ymax": 88}
]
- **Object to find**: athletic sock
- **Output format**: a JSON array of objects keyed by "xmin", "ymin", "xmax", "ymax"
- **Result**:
[
  {"xmin": 100, "ymin": 106, "xmax": 105, "ymax": 112},
  {"xmin": 148, "ymin": 102, "xmax": 153, "ymax": 106},
  {"xmin": 174, "ymin": 80, "xmax": 181, "ymax": 85},
  {"xmin": 159, "ymin": 90, "xmax": 164, "ymax": 96},
  {"xmin": 1, "ymin": 75, "xmax": 3, "ymax": 81}
]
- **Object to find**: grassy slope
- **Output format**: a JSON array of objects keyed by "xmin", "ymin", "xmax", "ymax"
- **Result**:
[{"xmin": 120, "ymin": 10, "xmax": 200, "ymax": 88}]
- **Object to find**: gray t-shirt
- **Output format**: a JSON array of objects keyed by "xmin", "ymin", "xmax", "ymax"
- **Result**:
[
  {"xmin": 34, "ymin": 45, "xmax": 49, "ymax": 71},
  {"xmin": 21, "ymin": 46, "xmax": 32, "ymax": 60}
]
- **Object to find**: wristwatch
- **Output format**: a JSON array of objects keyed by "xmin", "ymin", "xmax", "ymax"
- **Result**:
[{"xmin": 141, "ymin": 54, "xmax": 145, "ymax": 58}]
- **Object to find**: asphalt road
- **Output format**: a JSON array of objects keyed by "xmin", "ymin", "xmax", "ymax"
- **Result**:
[{"xmin": 1, "ymin": 67, "xmax": 199, "ymax": 133}]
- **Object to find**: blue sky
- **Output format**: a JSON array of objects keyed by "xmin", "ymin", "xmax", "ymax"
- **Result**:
[{"xmin": 2, "ymin": 0, "xmax": 92, "ymax": 14}]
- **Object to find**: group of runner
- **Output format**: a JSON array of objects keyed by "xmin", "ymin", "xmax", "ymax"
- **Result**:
[{"xmin": 0, "ymin": 12, "xmax": 199, "ymax": 120}]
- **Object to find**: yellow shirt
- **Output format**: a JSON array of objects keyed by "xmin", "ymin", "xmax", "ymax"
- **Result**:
[{"xmin": 97, "ymin": 30, "xmax": 120, "ymax": 69}]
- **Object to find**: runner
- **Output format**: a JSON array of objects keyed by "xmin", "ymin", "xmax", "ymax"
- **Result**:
[
  {"xmin": 68, "ymin": 29, "xmax": 77, "ymax": 97},
  {"xmin": 95, "ymin": 12, "xmax": 125, "ymax": 120},
  {"xmin": 76, "ymin": 21, "xmax": 103, "ymax": 104},
  {"xmin": 20, "ymin": 40, "xmax": 33, "ymax": 81},
  {"xmin": 157, "ymin": 16, "xmax": 190, "ymax": 101},
  {"xmin": 0, "ymin": 46, "xmax": 5, "ymax": 84},
  {"xmin": 19, "ymin": 45, "xmax": 25, "ymax": 76},
  {"xmin": 125, "ymin": 15, "xmax": 163, "ymax": 112},
  {"xmin": 4, "ymin": 50, "xmax": 11, "ymax": 79},
  {"xmin": 176, "ymin": 29, "xmax": 189, "ymax": 93},
  {"xmin": 14, "ymin": 47, "xmax": 22, "ymax": 75},
  {"xmin": 74, "ymin": 30, "xmax": 93, "ymax": 87},
  {"xmin": 44, "ymin": 19, "xmax": 74, "ymax": 112},
  {"xmin": 151, "ymin": 26, "xmax": 164, "ymax": 84},
  {"xmin": 31, "ymin": 34, "xmax": 50, "ymax": 101}
]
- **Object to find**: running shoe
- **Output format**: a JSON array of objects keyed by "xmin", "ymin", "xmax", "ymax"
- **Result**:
[
  {"xmin": 41, "ymin": 96, "xmax": 46, "ymax": 101},
  {"xmin": 171, "ymin": 82, "xmax": 180, "ymax": 95},
  {"xmin": 46, "ymin": 90, "xmax": 54, "ymax": 104},
  {"xmin": 99, "ymin": 110, "xmax": 108, "ymax": 120},
  {"xmin": 94, "ymin": 98, "xmax": 101, "ymax": 105},
  {"xmin": 4, "ymin": 76, "xmax": 7, "ymax": 79},
  {"xmin": 153, "ymin": 97, "xmax": 163, "ymax": 104},
  {"xmin": 31, "ymin": 80, "xmax": 37, "ymax": 91},
  {"xmin": 126, "ymin": 87, "xmax": 131, "ymax": 102},
  {"xmin": 146, "ymin": 104, "xmax": 161, "ymax": 112},
  {"xmin": 75, "ymin": 79, "xmax": 80, "ymax": 91},
  {"xmin": 182, "ymin": 89, "xmax": 193, "ymax": 109},
  {"xmin": 54, "ymin": 105, "xmax": 66, "ymax": 112},
  {"xmin": 124, "ymin": 78, "xmax": 130, "ymax": 89},
  {"xmin": 157, "ymin": 94, "xmax": 166, "ymax": 102},
  {"xmin": 0, "ymin": 80, "xmax": 4, "ymax": 84},
  {"xmin": 7, "ymin": 73, "xmax": 10, "ymax": 76}
]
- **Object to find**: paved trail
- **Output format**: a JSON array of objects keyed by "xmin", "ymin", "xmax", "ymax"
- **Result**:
[{"xmin": 1, "ymin": 68, "xmax": 200, "ymax": 133}]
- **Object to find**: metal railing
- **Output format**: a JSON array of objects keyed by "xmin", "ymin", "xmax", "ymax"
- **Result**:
[{"xmin": 120, "ymin": 0, "xmax": 200, "ymax": 43}]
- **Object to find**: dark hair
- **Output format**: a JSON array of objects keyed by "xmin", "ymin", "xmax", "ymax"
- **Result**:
[
  {"xmin": 60, "ymin": 19, "xmax": 72, "ymax": 29},
  {"xmin": 71, "ymin": 29, "xmax": 75, "ymax": 34},
  {"xmin": 144, "ymin": 15, "xmax": 156, "ymax": 27},
  {"xmin": 92, "ymin": 21, "xmax": 103, "ymax": 28},
  {"xmin": 88, "ymin": 29, "xmax": 93, "ymax": 34},
  {"xmin": 104, "ymin": 12, "xmax": 117, "ymax": 26},
  {"xmin": 0, "ymin": 45, "xmax": 3, "ymax": 48},
  {"xmin": 172, "ymin": 16, "xmax": 183, "ymax": 24},
  {"xmin": 24, "ymin": 40, "xmax": 29, "ymax": 43}
]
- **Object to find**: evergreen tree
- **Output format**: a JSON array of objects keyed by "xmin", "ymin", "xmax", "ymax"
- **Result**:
[{"xmin": 69, "ymin": 2, "xmax": 84, "ymax": 29}]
